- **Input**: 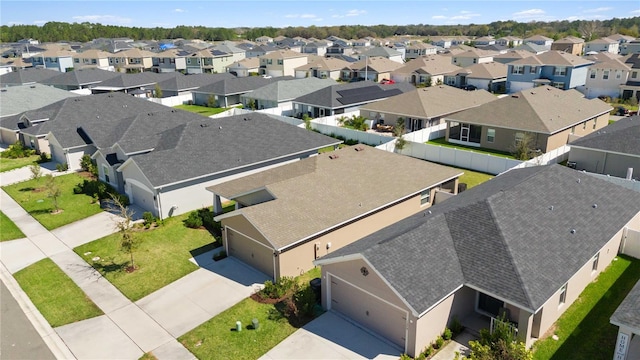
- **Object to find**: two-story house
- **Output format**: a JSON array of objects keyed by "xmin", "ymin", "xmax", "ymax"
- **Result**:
[
  {"xmin": 30, "ymin": 49, "xmax": 75, "ymax": 72},
  {"xmin": 580, "ymin": 57, "xmax": 631, "ymax": 99},
  {"xmin": 524, "ymin": 35, "xmax": 554, "ymax": 49},
  {"xmin": 108, "ymin": 48, "xmax": 155, "ymax": 73},
  {"xmin": 258, "ymin": 50, "xmax": 309, "ymax": 77},
  {"xmin": 585, "ymin": 38, "xmax": 620, "ymax": 54},
  {"xmin": 506, "ymin": 51, "xmax": 593, "ymax": 93},
  {"xmin": 551, "ymin": 36, "xmax": 585, "ymax": 56},
  {"xmin": 496, "ymin": 36, "xmax": 524, "ymax": 47},
  {"xmin": 151, "ymin": 48, "xmax": 188, "ymax": 73},
  {"xmin": 405, "ymin": 42, "xmax": 438, "ymax": 60},
  {"xmin": 451, "ymin": 48, "xmax": 496, "ymax": 67},
  {"xmin": 72, "ymin": 49, "xmax": 112, "ymax": 71}
]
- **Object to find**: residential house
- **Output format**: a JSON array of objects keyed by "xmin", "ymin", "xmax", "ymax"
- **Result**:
[
  {"xmin": 326, "ymin": 36, "xmax": 350, "ymax": 47},
  {"xmin": 209, "ymin": 145, "xmax": 463, "ymax": 279},
  {"xmin": 30, "ymin": 49, "xmax": 75, "ymax": 72},
  {"xmin": 152, "ymin": 48, "xmax": 189, "ymax": 73},
  {"xmin": 342, "ymin": 56, "xmax": 404, "ymax": 82},
  {"xmin": 610, "ymin": 280, "xmax": 640, "ymax": 360},
  {"xmin": 294, "ymin": 57, "xmax": 350, "ymax": 80},
  {"xmin": 568, "ymin": 116, "xmax": 640, "ymax": 180},
  {"xmin": 72, "ymin": 49, "xmax": 112, "ymax": 71},
  {"xmin": 444, "ymin": 85, "xmax": 612, "ymax": 153},
  {"xmin": 155, "ymin": 73, "xmax": 234, "ymax": 97},
  {"xmin": 476, "ymin": 44, "xmax": 509, "ymax": 53},
  {"xmin": 430, "ymin": 37, "xmax": 453, "ymax": 49},
  {"xmin": 405, "ymin": 42, "xmax": 438, "ymax": 60},
  {"xmin": 474, "ymin": 36, "xmax": 496, "ymax": 46},
  {"xmin": 360, "ymin": 86, "xmax": 496, "ymax": 131},
  {"xmin": 607, "ymin": 34, "xmax": 637, "ymax": 45},
  {"xmin": 326, "ymin": 43, "xmax": 355, "ymax": 58},
  {"xmin": 244, "ymin": 44, "xmax": 279, "ymax": 58},
  {"xmin": 0, "ymin": 68, "xmax": 60, "ymax": 86},
  {"xmin": 255, "ymin": 36, "xmax": 274, "ymax": 44},
  {"xmin": 192, "ymin": 76, "xmax": 290, "ymax": 107},
  {"xmin": 226, "ymin": 57, "xmax": 260, "ymax": 77},
  {"xmin": 524, "ymin": 35, "xmax": 554, "ymax": 48},
  {"xmin": 108, "ymin": 48, "xmax": 155, "ymax": 72},
  {"xmin": 302, "ymin": 41, "xmax": 329, "ymax": 56},
  {"xmin": 621, "ymin": 54, "xmax": 640, "ymax": 101},
  {"xmin": 585, "ymin": 37, "xmax": 620, "ymax": 54},
  {"xmin": 620, "ymin": 39, "xmax": 640, "ymax": 56},
  {"xmin": 314, "ymin": 164, "xmax": 640, "ymax": 356},
  {"xmin": 352, "ymin": 39, "xmax": 372, "ymax": 47},
  {"xmin": 0, "ymin": 57, "xmax": 33, "ymax": 73},
  {"xmin": 506, "ymin": 51, "xmax": 594, "ymax": 93},
  {"xmin": 443, "ymin": 62, "xmax": 508, "ymax": 92},
  {"xmin": 451, "ymin": 49, "xmax": 496, "ymax": 67},
  {"xmin": 90, "ymin": 72, "xmax": 177, "ymax": 96},
  {"xmin": 258, "ymin": 50, "xmax": 309, "ymax": 77},
  {"xmin": 493, "ymin": 49, "xmax": 538, "ymax": 64},
  {"xmin": 551, "ymin": 36, "xmax": 585, "ymax": 56},
  {"xmin": 41, "ymin": 68, "xmax": 120, "ymax": 92},
  {"xmin": 358, "ymin": 47, "xmax": 404, "ymax": 63},
  {"xmin": 292, "ymin": 81, "xmax": 415, "ymax": 118},
  {"xmin": 513, "ymin": 43, "xmax": 550, "ymax": 55},
  {"xmin": 580, "ymin": 57, "xmax": 631, "ymax": 99},
  {"xmin": 240, "ymin": 77, "xmax": 335, "ymax": 111},
  {"xmin": 496, "ymin": 36, "xmax": 523, "ymax": 47},
  {"xmin": 186, "ymin": 48, "xmax": 236, "ymax": 74},
  {"xmin": 391, "ymin": 55, "xmax": 461, "ymax": 86},
  {"xmin": 0, "ymin": 84, "xmax": 79, "ymax": 145}
]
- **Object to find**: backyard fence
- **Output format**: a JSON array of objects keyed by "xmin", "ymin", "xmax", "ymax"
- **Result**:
[
  {"xmin": 583, "ymin": 172, "xmax": 640, "ymax": 193},
  {"xmin": 148, "ymin": 94, "xmax": 193, "ymax": 107},
  {"xmin": 311, "ymin": 123, "xmax": 395, "ymax": 146},
  {"xmin": 402, "ymin": 124, "xmax": 447, "ymax": 143},
  {"xmin": 621, "ymin": 229, "xmax": 640, "ymax": 259}
]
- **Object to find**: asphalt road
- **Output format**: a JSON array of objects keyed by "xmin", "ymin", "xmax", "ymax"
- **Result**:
[{"xmin": 0, "ymin": 280, "xmax": 55, "ymax": 360}]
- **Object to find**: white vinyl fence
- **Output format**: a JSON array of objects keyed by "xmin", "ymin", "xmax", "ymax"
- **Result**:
[
  {"xmin": 311, "ymin": 111, "xmax": 361, "ymax": 126},
  {"xmin": 583, "ymin": 172, "xmax": 640, "ymax": 192},
  {"xmin": 402, "ymin": 124, "xmax": 447, "ymax": 143},
  {"xmin": 148, "ymin": 94, "xmax": 194, "ymax": 107},
  {"xmin": 311, "ymin": 123, "xmax": 395, "ymax": 146},
  {"xmin": 621, "ymin": 228, "xmax": 640, "ymax": 259},
  {"xmin": 504, "ymin": 145, "xmax": 571, "ymax": 173}
]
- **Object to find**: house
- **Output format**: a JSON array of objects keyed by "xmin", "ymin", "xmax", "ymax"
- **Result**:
[
  {"xmin": 0, "ymin": 57, "xmax": 33, "ymax": 73},
  {"xmin": 302, "ymin": 42, "xmax": 329, "ymax": 56},
  {"xmin": 476, "ymin": 44, "xmax": 510, "ymax": 53},
  {"xmin": 259, "ymin": 50, "xmax": 309, "ymax": 77},
  {"xmin": 192, "ymin": 76, "xmax": 290, "ymax": 107},
  {"xmin": 314, "ymin": 164, "xmax": 640, "ymax": 356},
  {"xmin": 0, "ymin": 68, "xmax": 60, "ymax": 86},
  {"xmin": 226, "ymin": 57, "xmax": 260, "ymax": 77},
  {"xmin": 294, "ymin": 57, "xmax": 350, "ymax": 80},
  {"xmin": 444, "ymin": 85, "xmax": 612, "ymax": 153},
  {"xmin": 209, "ymin": 145, "xmax": 463, "ymax": 279},
  {"xmin": 352, "ymin": 39, "xmax": 372, "ymax": 47},
  {"xmin": 240, "ymin": 77, "xmax": 335, "ymax": 111},
  {"xmin": 358, "ymin": 47, "xmax": 404, "ymax": 63},
  {"xmin": 610, "ymin": 280, "xmax": 640, "ymax": 360},
  {"xmin": 90, "ymin": 72, "xmax": 177, "ymax": 96},
  {"xmin": 325, "ymin": 43, "xmax": 355, "ymax": 58},
  {"xmin": 496, "ymin": 36, "xmax": 523, "ymax": 47},
  {"xmin": 621, "ymin": 54, "xmax": 640, "ymax": 101},
  {"xmin": 185, "ymin": 48, "xmax": 236, "ymax": 74},
  {"xmin": 450, "ymin": 49, "xmax": 496, "ymax": 67},
  {"xmin": 513, "ymin": 43, "xmax": 550, "ymax": 55},
  {"xmin": 151, "ymin": 48, "xmax": 189, "ymax": 73},
  {"xmin": 292, "ymin": 80, "xmax": 415, "ymax": 118},
  {"xmin": 551, "ymin": 36, "xmax": 585, "ymax": 56},
  {"xmin": 567, "ymin": 116, "xmax": 640, "ymax": 180},
  {"xmin": 580, "ymin": 57, "xmax": 632, "ymax": 99},
  {"xmin": 506, "ymin": 51, "xmax": 594, "ymax": 93},
  {"xmin": 72, "ymin": 49, "xmax": 112, "ymax": 71},
  {"xmin": 474, "ymin": 36, "xmax": 496, "ymax": 46},
  {"xmin": 244, "ymin": 44, "xmax": 279, "ymax": 58},
  {"xmin": 620, "ymin": 39, "xmax": 640, "ymax": 56},
  {"xmin": 431, "ymin": 37, "xmax": 453, "ymax": 49},
  {"xmin": 0, "ymin": 84, "xmax": 79, "ymax": 145},
  {"xmin": 405, "ymin": 42, "xmax": 438, "ymax": 60},
  {"xmin": 41, "ymin": 68, "xmax": 120, "ymax": 92},
  {"xmin": 155, "ymin": 73, "xmax": 235, "ymax": 97},
  {"xmin": 255, "ymin": 36, "xmax": 274, "ymax": 44},
  {"xmin": 524, "ymin": 34, "xmax": 553, "ymax": 48},
  {"xmin": 585, "ymin": 37, "xmax": 620, "ymax": 54},
  {"xmin": 607, "ymin": 34, "xmax": 637, "ymax": 45},
  {"xmin": 342, "ymin": 56, "xmax": 404, "ymax": 82},
  {"xmin": 443, "ymin": 62, "xmax": 508, "ymax": 92},
  {"xmin": 30, "ymin": 49, "xmax": 75, "ymax": 72},
  {"xmin": 360, "ymin": 86, "xmax": 496, "ymax": 131},
  {"xmin": 108, "ymin": 48, "xmax": 155, "ymax": 72},
  {"xmin": 391, "ymin": 55, "xmax": 461, "ymax": 86}
]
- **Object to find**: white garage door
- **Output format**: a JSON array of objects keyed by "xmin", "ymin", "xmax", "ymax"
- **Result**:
[
  {"xmin": 329, "ymin": 275, "xmax": 407, "ymax": 349},
  {"xmin": 227, "ymin": 229, "xmax": 274, "ymax": 278},
  {"xmin": 130, "ymin": 183, "xmax": 156, "ymax": 214}
]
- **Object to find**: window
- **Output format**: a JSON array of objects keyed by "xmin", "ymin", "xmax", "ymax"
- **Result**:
[
  {"xmin": 554, "ymin": 66, "xmax": 567, "ymax": 76},
  {"xmin": 473, "ymin": 58, "xmax": 477, "ymax": 64},
  {"xmin": 187, "ymin": 58, "xmax": 191, "ymax": 64},
  {"xmin": 74, "ymin": 58, "xmax": 80, "ymax": 63},
  {"xmin": 277, "ymin": 59, "xmax": 283, "ymax": 65},
  {"xmin": 420, "ymin": 189, "xmax": 431, "ymax": 206},
  {"xmin": 487, "ymin": 128, "xmax": 495, "ymax": 143},
  {"xmin": 593, "ymin": 118, "xmax": 597, "ymax": 130},
  {"xmin": 515, "ymin": 132, "xmax": 525, "ymax": 144},
  {"xmin": 592, "ymin": 253, "xmax": 600, "ymax": 272},
  {"xmin": 530, "ymin": 66, "xmax": 537, "ymax": 74},
  {"xmin": 590, "ymin": 70, "xmax": 596, "ymax": 79},
  {"xmin": 512, "ymin": 65, "xmax": 524, "ymax": 74},
  {"xmin": 453, "ymin": 58, "xmax": 457, "ymax": 63},
  {"xmin": 633, "ymin": 71, "xmax": 638, "ymax": 79},
  {"xmin": 603, "ymin": 70, "xmax": 609, "ymax": 80},
  {"xmin": 616, "ymin": 71, "xmax": 622, "ymax": 79},
  {"xmin": 103, "ymin": 165, "xmax": 110, "ymax": 183},
  {"xmin": 583, "ymin": 121, "xmax": 587, "ymax": 130},
  {"xmin": 559, "ymin": 284, "xmax": 567, "ymax": 306},
  {"xmin": 552, "ymin": 82, "xmax": 565, "ymax": 89}
]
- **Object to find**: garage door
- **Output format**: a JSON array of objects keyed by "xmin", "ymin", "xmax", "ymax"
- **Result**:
[
  {"xmin": 329, "ymin": 275, "xmax": 407, "ymax": 349},
  {"xmin": 227, "ymin": 229, "xmax": 274, "ymax": 278},
  {"xmin": 130, "ymin": 183, "xmax": 156, "ymax": 214}
]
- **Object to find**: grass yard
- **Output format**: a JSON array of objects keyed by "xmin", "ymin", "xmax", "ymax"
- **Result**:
[
  {"xmin": 2, "ymin": 173, "xmax": 102, "ymax": 230},
  {"xmin": 0, "ymin": 154, "xmax": 40, "ymax": 173},
  {"xmin": 74, "ymin": 213, "xmax": 217, "ymax": 301},
  {"xmin": 13, "ymin": 258, "xmax": 103, "ymax": 327},
  {"xmin": 174, "ymin": 104, "xmax": 234, "ymax": 117},
  {"xmin": 453, "ymin": 166, "xmax": 494, "ymax": 189},
  {"xmin": 427, "ymin": 138, "xmax": 516, "ymax": 159},
  {"xmin": 0, "ymin": 210, "xmax": 25, "ymax": 241},
  {"xmin": 533, "ymin": 255, "xmax": 640, "ymax": 360}
]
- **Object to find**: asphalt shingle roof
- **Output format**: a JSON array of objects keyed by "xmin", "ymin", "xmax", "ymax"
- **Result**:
[
  {"xmin": 0, "ymin": 68, "xmax": 60, "ymax": 85},
  {"xmin": 241, "ymin": 77, "xmax": 335, "ymax": 103},
  {"xmin": 0, "ymin": 84, "xmax": 79, "ymax": 119},
  {"xmin": 42, "ymin": 68, "xmax": 120, "ymax": 87},
  {"xmin": 510, "ymin": 50, "xmax": 593, "ymax": 67},
  {"xmin": 156, "ymin": 73, "xmax": 235, "ymax": 92},
  {"xmin": 610, "ymin": 280, "xmax": 640, "ymax": 333},
  {"xmin": 319, "ymin": 164, "xmax": 640, "ymax": 314},
  {"xmin": 569, "ymin": 116, "xmax": 640, "ymax": 156},
  {"xmin": 194, "ymin": 76, "xmax": 292, "ymax": 96},
  {"xmin": 294, "ymin": 80, "xmax": 414, "ymax": 109}
]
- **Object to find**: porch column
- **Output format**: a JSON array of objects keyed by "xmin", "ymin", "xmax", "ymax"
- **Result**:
[
  {"xmin": 517, "ymin": 309, "xmax": 534, "ymax": 348},
  {"xmin": 213, "ymin": 194, "xmax": 223, "ymax": 215}
]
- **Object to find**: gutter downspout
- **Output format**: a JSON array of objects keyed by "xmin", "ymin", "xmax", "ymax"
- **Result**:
[{"xmin": 157, "ymin": 187, "xmax": 163, "ymax": 220}]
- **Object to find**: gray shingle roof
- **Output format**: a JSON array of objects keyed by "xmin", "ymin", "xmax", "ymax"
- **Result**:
[
  {"xmin": 0, "ymin": 84, "xmax": 79, "ymax": 119},
  {"xmin": 0, "ymin": 68, "xmax": 60, "ymax": 85},
  {"xmin": 193, "ymin": 76, "xmax": 292, "ymax": 96},
  {"xmin": 41, "ymin": 68, "xmax": 120, "ymax": 87},
  {"xmin": 241, "ymin": 77, "xmax": 335, "ymax": 103},
  {"xmin": 570, "ymin": 116, "xmax": 640, "ymax": 156},
  {"xmin": 318, "ymin": 164, "xmax": 640, "ymax": 314},
  {"xmin": 92, "ymin": 72, "xmax": 178, "ymax": 90},
  {"xmin": 610, "ymin": 280, "xmax": 640, "ymax": 333},
  {"xmin": 294, "ymin": 81, "xmax": 415, "ymax": 109},
  {"xmin": 155, "ymin": 73, "xmax": 235, "ymax": 92}
]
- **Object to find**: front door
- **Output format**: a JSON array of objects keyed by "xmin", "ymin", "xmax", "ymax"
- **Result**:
[
  {"xmin": 460, "ymin": 124, "xmax": 470, "ymax": 142},
  {"xmin": 478, "ymin": 293, "xmax": 503, "ymax": 317}
]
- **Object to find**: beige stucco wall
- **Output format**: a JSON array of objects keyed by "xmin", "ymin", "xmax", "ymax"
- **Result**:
[
  {"xmin": 221, "ymin": 215, "xmax": 271, "ymax": 248},
  {"xmin": 0, "ymin": 128, "xmax": 18, "ymax": 145}
]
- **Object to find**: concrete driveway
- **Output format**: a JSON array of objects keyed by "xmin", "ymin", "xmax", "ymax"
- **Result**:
[{"xmin": 259, "ymin": 311, "xmax": 401, "ymax": 360}]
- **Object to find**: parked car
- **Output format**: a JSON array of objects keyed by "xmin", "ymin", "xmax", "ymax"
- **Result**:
[
  {"xmin": 380, "ymin": 79, "xmax": 395, "ymax": 85},
  {"xmin": 461, "ymin": 84, "xmax": 477, "ymax": 91},
  {"xmin": 615, "ymin": 106, "xmax": 630, "ymax": 116}
]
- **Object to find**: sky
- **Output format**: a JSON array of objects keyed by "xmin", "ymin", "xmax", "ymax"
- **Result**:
[{"xmin": 1, "ymin": 1, "xmax": 638, "ymax": 29}]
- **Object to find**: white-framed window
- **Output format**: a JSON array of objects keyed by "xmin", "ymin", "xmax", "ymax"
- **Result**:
[
  {"xmin": 103, "ymin": 165, "xmax": 110, "ymax": 183},
  {"xmin": 453, "ymin": 58, "xmax": 457, "ymax": 63},
  {"xmin": 590, "ymin": 70, "xmax": 596, "ymax": 79},
  {"xmin": 487, "ymin": 128, "xmax": 495, "ymax": 143},
  {"xmin": 187, "ymin": 58, "xmax": 191, "ymax": 64},
  {"xmin": 592, "ymin": 253, "xmax": 600, "ymax": 272},
  {"xmin": 616, "ymin": 71, "xmax": 622, "ymax": 79},
  {"xmin": 554, "ymin": 66, "xmax": 567, "ymax": 76},
  {"xmin": 593, "ymin": 118, "xmax": 597, "ymax": 130},
  {"xmin": 559, "ymin": 283, "xmax": 567, "ymax": 306},
  {"xmin": 512, "ymin": 65, "xmax": 524, "ymax": 74},
  {"xmin": 632, "ymin": 71, "xmax": 638, "ymax": 79},
  {"xmin": 420, "ymin": 189, "xmax": 431, "ymax": 206},
  {"xmin": 530, "ymin": 66, "xmax": 537, "ymax": 74},
  {"xmin": 74, "ymin": 58, "xmax": 80, "ymax": 63},
  {"xmin": 277, "ymin": 59, "xmax": 283, "ymax": 65},
  {"xmin": 552, "ymin": 82, "xmax": 565, "ymax": 89},
  {"xmin": 603, "ymin": 70, "xmax": 609, "ymax": 80},
  {"xmin": 583, "ymin": 121, "xmax": 587, "ymax": 130}
]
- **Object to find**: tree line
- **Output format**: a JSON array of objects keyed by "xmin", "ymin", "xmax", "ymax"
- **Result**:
[{"xmin": 1, "ymin": 17, "xmax": 639, "ymax": 44}]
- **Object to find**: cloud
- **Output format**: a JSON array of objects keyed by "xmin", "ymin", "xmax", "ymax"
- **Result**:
[
  {"xmin": 71, "ymin": 15, "xmax": 132, "ymax": 24},
  {"xmin": 432, "ymin": 15, "xmax": 447, "ymax": 20},
  {"xmin": 285, "ymin": 13, "xmax": 319, "ymax": 19},
  {"xmin": 174, "ymin": 8, "xmax": 186, "ymax": 13},
  {"xmin": 300, "ymin": 14, "xmax": 317, "ymax": 19},
  {"xmin": 583, "ymin": 7, "xmax": 612, "ymax": 13},
  {"xmin": 513, "ymin": 9, "xmax": 545, "ymax": 18},
  {"xmin": 431, "ymin": 11, "xmax": 480, "ymax": 22},
  {"xmin": 346, "ymin": 9, "xmax": 366, "ymax": 17},
  {"xmin": 631, "ymin": 9, "xmax": 640, "ymax": 15}
]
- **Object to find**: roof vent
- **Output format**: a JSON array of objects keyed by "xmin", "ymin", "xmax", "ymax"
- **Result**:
[
  {"xmin": 511, "ymin": 94, "xmax": 519, "ymax": 98},
  {"xmin": 30, "ymin": 85, "xmax": 36, "ymax": 88},
  {"xmin": 592, "ymin": 204, "xmax": 597, "ymax": 209},
  {"xmin": 577, "ymin": 178, "xmax": 581, "ymax": 184},
  {"xmin": 219, "ymin": 126, "xmax": 222, "ymax": 129},
  {"xmin": 200, "ymin": 123, "xmax": 209, "ymax": 127},
  {"xmin": 0, "ymin": 89, "xmax": 6, "ymax": 92},
  {"xmin": 549, "ymin": 205, "xmax": 554, "ymax": 211},
  {"xmin": 329, "ymin": 154, "xmax": 339, "ymax": 159},
  {"xmin": 570, "ymin": 229, "xmax": 576, "ymax": 234}
]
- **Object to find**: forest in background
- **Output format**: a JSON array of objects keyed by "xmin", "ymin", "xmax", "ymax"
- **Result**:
[{"xmin": 1, "ymin": 17, "xmax": 639, "ymax": 43}]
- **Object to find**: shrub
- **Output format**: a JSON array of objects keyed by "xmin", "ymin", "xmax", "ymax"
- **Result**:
[
  {"xmin": 1, "ymin": 142, "xmax": 35, "ymax": 159},
  {"xmin": 142, "ymin": 211, "xmax": 155, "ymax": 227},
  {"xmin": 450, "ymin": 316, "xmax": 464, "ymax": 336},
  {"xmin": 293, "ymin": 284, "xmax": 317, "ymax": 317},
  {"xmin": 73, "ymin": 179, "xmax": 127, "ymax": 205},
  {"xmin": 38, "ymin": 152, "xmax": 50, "ymax": 163},
  {"xmin": 423, "ymin": 345, "xmax": 433, "ymax": 356},
  {"xmin": 184, "ymin": 211, "xmax": 203, "ymax": 228},
  {"xmin": 443, "ymin": 327, "xmax": 453, "ymax": 340},
  {"xmin": 260, "ymin": 276, "xmax": 297, "ymax": 299},
  {"xmin": 213, "ymin": 250, "xmax": 227, "ymax": 261},
  {"xmin": 399, "ymin": 354, "xmax": 412, "ymax": 360},
  {"xmin": 416, "ymin": 352, "xmax": 426, "ymax": 360},
  {"xmin": 434, "ymin": 336, "xmax": 445, "ymax": 349},
  {"xmin": 56, "ymin": 163, "xmax": 69, "ymax": 172}
]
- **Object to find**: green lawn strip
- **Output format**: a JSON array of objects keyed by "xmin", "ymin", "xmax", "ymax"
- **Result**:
[
  {"xmin": 138, "ymin": 352, "xmax": 158, "ymax": 360},
  {"xmin": 0, "ymin": 210, "xmax": 25, "ymax": 241},
  {"xmin": 426, "ymin": 137, "xmax": 516, "ymax": 159},
  {"xmin": 74, "ymin": 213, "xmax": 217, "ymax": 301},
  {"xmin": 447, "ymin": 166, "xmax": 494, "ymax": 189},
  {"xmin": 13, "ymin": 258, "xmax": 103, "ymax": 327},
  {"xmin": 533, "ymin": 255, "xmax": 640, "ymax": 360},
  {"xmin": 2, "ymin": 173, "xmax": 102, "ymax": 230},
  {"xmin": 179, "ymin": 298, "xmax": 298, "ymax": 360},
  {"xmin": 174, "ymin": 104, "xmax": 234, "ymax": 117},
  {"xmin": 0, "ymin": 155, "xmax": 40, "ymax": 172}
]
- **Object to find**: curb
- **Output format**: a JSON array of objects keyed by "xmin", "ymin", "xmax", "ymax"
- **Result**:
[{"xmin": 0, "ymin": 263, "xmax": 76, "ymax": 360}]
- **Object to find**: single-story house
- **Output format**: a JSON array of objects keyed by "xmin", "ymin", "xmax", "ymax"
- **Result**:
[
  {"xmin": 568, "ymin": 116, "xmax": 640, "ymax": 180},
  {"xmin": 294, "ymin": 57, "xmax": 350, "ymax": 80},
  {"xmin": 192, "ymin": 76, "xmax": 291, "ymax": 107},
  {"xmin": 443, "ymin": 61, "xmax": 508, "ymax": 92},
  {"xmin": 0, "ymin": 67, "xmax": 60, "ymax": 86},
  {"xmin": 341, "ymin": 56, "xmax": 404, "ymax": 82},
  {"xmin": 226, "ymin": 57, "xmax": 260, "ymax": 77},
  {"xmin": 610, "ymin": 280, "xmax": 640, "ymax": 360},
  {"xmin": 155, "ymin": 72, "xmax": 234, "ymax": 97},
  {"xmin": 391, "ymin": 55, "xmax": 461, "ymax": 86},
  {"xmin": 90, "ymin": 72, "xmax": 177, "ymax": 96},
  {"xmin": 239, "ymin": 77, "xmax": 335, "ymax": 111},
  {"xmin": 209, "ymin": 145, "xmax": 463, "ymax": 279},
  {"xmin": 359, "ymin": 86, "xmax": 496, "ymax": 131},
  {"xmin": 315, "ymin": 164, "xmax": 640, "ymax": 356},
  {"xmin": 41, "ymin": 68, "xmax": 120, "ymax": 91},
  {"xmin": 444, "ymin": 85, "xmax": 612, "ymax": 153}
]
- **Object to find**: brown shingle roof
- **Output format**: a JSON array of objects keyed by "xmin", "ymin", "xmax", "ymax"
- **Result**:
[
  {"xmin": 509, "ymin": 50, "xmax": 593, "ymax": 67},
  {"xmin": 393, "ymin": 55, "xmax": 461, "ymax": 75}
]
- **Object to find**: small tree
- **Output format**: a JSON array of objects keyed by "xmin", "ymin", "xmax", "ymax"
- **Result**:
[
  {"xmin": 207, "ymin": 94, "xmax": 217, "ymax": 108},
  {"xmin": 108, "ymin": 194, "xmax": 138, "ymax": 272},
  {"xmin": 466, "ymin": 315, "xmax": 532, "ymax": 360},
  {"xmin": 247, "ymin": 98, "xmax": 256, "ymax": 110},
  {"xmin": 154, "ymin": 84, "xmax": 163, "ymax": 98},
  {"xmin": 302, "ymin": 114, "xmax": 312, "ymax": 130},
  {"xmin": 29, "ymin": 163, "xmax": 42, "ymax": 182},
  {"xmin": 44, "ymin": 175, "xmax": 62, "ymax": 213},
  {"xmin": 510, "ymin": 133, "xmax": 537, "ymax": 161}
]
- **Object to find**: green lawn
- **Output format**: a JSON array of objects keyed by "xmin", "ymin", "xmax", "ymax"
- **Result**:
[
  {"xmin": 74, "ymin": 213, "xmax": 218, "ymax": 301},
  {"xmin": 0, "ymin": 155, "xmax": 40, "ymax": 172},
  {"xmin": 454, "ymin": 167, "xmax": 494, "ymax": 189},
  {"xmin": 0, "ymin": 210, "xmax": 25, "ymax": 241},
  {"xmin": 427, "ymin": 138, "xmax": 516, "ymax": 159},
  {"xmin": 174, "ymin": 104, "xmax": 234, "ymax": 117},
  {"xmin": 533, "ymin": 255, "xmax": 640, "ymax": 360},
  {"xmin": 2, "ymin": 173, "xmax": 102, "ymax": 230},
  {"xmin": 13, "ymin": 258, "xmax": 103, "ymax": 327}
]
